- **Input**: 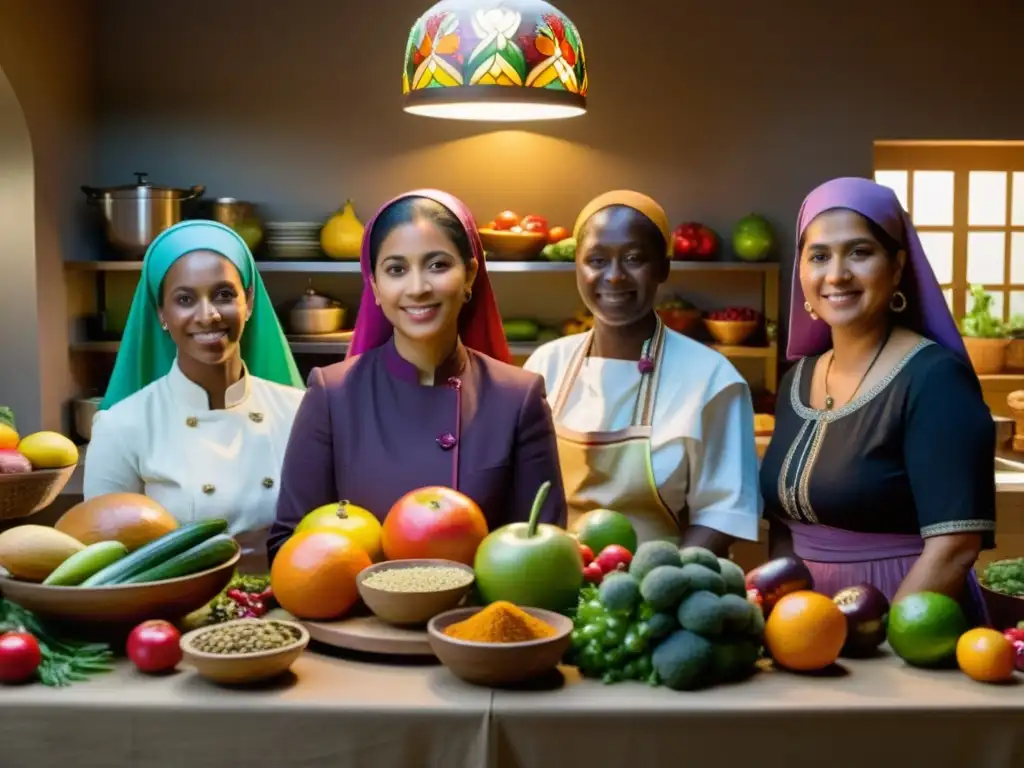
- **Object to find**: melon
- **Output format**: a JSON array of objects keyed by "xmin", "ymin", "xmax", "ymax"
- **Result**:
[
  {"xmin": 0, "ymin": 524, "xmax": 86, "ymax": 581},
  {"xmin": 55, "ymin": 493, "xmax": 179, "ymax": 552}
]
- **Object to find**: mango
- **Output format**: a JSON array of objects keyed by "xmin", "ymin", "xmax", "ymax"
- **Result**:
[{"xmin": 18, "ymin": 431, "xmax": 79, "ymax": 469}]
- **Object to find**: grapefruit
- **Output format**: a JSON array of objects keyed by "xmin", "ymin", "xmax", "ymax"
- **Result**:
[
  {"xmin": 956, "ymin": 628, "xmax": 1016, "ymax": 683},
  {"xmin": 295, "ymin": 501, "xmax": 382, "ymax": 561},
  {"xmin": 572, "ymin": 509, "xmax": 638, "ymax": 555},
  {"xmin": 270, "ymin": 530, "xmax": 372, "ymax": 620},
  {"xmin": 887, "ymin": 592, "xmax": 968, "ymax": 668},
  {"xmin": 763, "ymin": 590, "xmax": 848, "ymax": 672}
]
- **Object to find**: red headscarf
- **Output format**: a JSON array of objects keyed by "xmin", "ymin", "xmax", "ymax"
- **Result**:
[{"xmin": 348, "ymin": 189, "xmax": 511, "ymax": 363}]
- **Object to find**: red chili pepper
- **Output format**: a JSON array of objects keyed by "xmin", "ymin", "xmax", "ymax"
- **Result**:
[
  {"xmin": 249, "ymin": 600, "xmax": 266, "ymax": 616},
  {"xmin": 259, "ymin": 587, "xmax": 274, "ymax": 601},
  {"xmin": 227, "ymin": 589, "xmax": 246, "ymax": 603}
]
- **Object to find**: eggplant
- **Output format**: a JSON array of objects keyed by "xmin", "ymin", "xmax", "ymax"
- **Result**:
[
  {"xmin": 744, "ymin": 556, "xmax": 815, "ymax": 617},
  {"xmin": 833, "ymin": 583, "xmax": 889, "ymax": 657}
]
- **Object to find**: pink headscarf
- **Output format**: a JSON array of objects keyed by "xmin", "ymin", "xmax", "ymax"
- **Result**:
[
  {"xmin": 786, "ymin": 176, "xmax": 968, "ymax": 363},
  {"xmin": 348, "ymin": 189, "xmax": 512, "ymax": 364}
]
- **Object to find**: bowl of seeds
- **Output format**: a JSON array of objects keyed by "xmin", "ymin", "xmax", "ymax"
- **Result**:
[
  {"xmin": 180, "ymin": 618, "xmax": 309, "ymax": 685},
  {"xmin": 356, "ymin": 558, "xmax": 476, "ymax": 626}
]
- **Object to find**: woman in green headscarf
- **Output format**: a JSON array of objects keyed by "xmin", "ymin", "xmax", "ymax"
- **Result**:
[{"xmin": 84, "ymin": 220, "xmax": 305, "ymax": 570}]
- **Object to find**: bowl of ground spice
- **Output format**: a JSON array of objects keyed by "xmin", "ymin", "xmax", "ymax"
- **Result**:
[
  {"xmin": 426, "ymin": 601, "xmax": 573, "ymax": 686},
  {"xmin": 180, "ymin": 618, "xmax": 309, "ymax": 685},
  {"xmin": 357, "ymin": 559, "xmax": 476, "ymax": 626}
]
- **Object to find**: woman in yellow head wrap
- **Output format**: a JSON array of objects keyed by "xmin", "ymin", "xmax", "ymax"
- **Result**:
[{"xmin": 525, "ymin": 191, "xmax": 761, "ymax": 555}]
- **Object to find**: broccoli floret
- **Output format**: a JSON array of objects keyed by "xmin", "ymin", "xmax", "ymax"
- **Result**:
[
  {"xmin": 645, "ymin": 611, "xmax": 679, "ymax": 641},
  {"xmin": 652, "ymin": 629, "xmax": 714, "ymax": 691},
  {"xmin": 599, "ymin": 572, "xmax": 641, "ymax": 613},
  {"xmin": 639, "ymin": 565, "xmax": 692, "ymax": 612},
  {"xmin": 711, "ymin": 639, "xmax": 761, "ymax": 683},
  {"xmin": 679, "ymin": 563, "xmax": 726, "ymax": 596},
  {"xmin": 630, "ymin": 541, "xmax": 683, "ymax": 581},
  {"xmin": 747, "ymin": 602, "xmax": 766, "ymax": 637},
  {"xmin": 677, "ymin": 590, "xmax": 725, "ymax": 638},
  {"xmin": 718, "ymin": 593, "xmax": 756, "ymax": 636},
  {"xmin": 679, "ymin": 546, "xmax": 720, "ymax": 573},
  {"xmin": 717, "ymin": 557, "xmax": 747, "ymax": 596}
]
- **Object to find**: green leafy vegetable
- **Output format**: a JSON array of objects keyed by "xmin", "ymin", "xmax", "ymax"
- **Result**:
[
  {"xmin": 982, "ymin": 558, "xmax": 1024, "ymax": 598},
  {"xmin": 0, "ymin": 599, "xmax": 114, "ymax": 686},
  {"xmin": 960, "ymin": 285, "xmax": 1007, "ymax": 339}
]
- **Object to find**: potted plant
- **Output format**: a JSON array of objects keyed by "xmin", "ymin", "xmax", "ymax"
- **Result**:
[
  {"xmin": 1006, "ymin": 314, "xmax": 1024, "ymax": 372},
  {"xmin": 960, "ymin": 285, "xmax": 1009, "ymax": 375}
]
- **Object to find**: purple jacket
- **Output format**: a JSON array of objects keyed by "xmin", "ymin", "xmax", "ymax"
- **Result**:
[{"xmin": 268, "ymin": 339, "xmax": 567, "ymax": 564}]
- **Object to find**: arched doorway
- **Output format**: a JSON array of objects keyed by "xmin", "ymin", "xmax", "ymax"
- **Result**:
[{"xmin": 0, "ymin": 65, "xmax": 39, "ymax": 435}]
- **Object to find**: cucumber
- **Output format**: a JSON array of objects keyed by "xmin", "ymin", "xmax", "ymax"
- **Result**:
[
  {"xmin": 81, "ymin": 519, "xmax": 228, "ymax": 587},
  {"xmin": 121, "ymin": 534, "xmax": 238, "ymax": 585},
  {"xmin": 43, "ymin": 540, "xmax": 130, "ymax": 586}
]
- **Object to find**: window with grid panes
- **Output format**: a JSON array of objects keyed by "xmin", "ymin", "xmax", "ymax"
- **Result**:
[{"xmin": 873, "ymin": 142, "xmax": 1024, "ymax": 325}]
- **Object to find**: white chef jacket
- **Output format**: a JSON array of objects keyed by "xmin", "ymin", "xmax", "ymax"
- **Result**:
[
  {"xmin": 524, "ymin": 329, "xmax": 762, "ymax": 541},
  {"xmin": 83, "ymin": 359, "xmax": 305, "ymax": 566}
]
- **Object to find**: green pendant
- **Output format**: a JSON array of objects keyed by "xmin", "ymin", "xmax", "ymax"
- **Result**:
[{"xmin": 824, "ymin": 395, "xmax": 834, "ymax": 410}]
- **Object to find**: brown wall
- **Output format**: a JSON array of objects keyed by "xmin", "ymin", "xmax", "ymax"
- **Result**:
[
  {"xmin": 0, "ymin": 0, "xmax": 98, "ymax": 434},
  {"xmin": 93, "ymin": 0, "xmax": 1024, "ymax": 319}
]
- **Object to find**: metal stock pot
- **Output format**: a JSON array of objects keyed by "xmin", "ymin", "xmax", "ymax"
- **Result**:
[{"xmin": 82, "ymin": 172, "xmax": 205, "ymax": 259}]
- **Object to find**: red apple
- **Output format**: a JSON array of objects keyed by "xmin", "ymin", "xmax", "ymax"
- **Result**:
[
  {"xmin": 493, "ymin": 211, "xmax": 520, "ymax": 231},
  {"xmin": 126, "ymin": 620, "xmax": 181, "ymax": 674},
  {"xmin": 520, "ymin": 214, "xmax": 549, "ymax": 237},
  {"xmin": 382, "ymin": 486, "xmax": 489, "ymax": 565},
  {"xmin": 673, "ymin": 222, "xmax": 719, "ymax": 260}
]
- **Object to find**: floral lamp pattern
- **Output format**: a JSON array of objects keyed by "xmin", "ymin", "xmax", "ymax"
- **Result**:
[{"xmin": 402, "ymin": 1, "xmax": 588, "ymax": 121}]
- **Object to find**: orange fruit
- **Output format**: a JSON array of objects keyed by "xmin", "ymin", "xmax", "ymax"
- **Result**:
[
  {"xmin": 764, "ymin": 590, "xmax": 848, "ymax": 672},
  {"xmin": 270, "ymin": 530, "xmax": 372, "ymax": 620},
  {"xmin": 956, "ymin": 628, "xmax": 1016, "ymax": 683}
]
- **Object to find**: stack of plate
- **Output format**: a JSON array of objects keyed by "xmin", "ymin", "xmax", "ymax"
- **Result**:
[{"xmin": 265, "ymin": 222, "xmax": 323, "ymax": 260}]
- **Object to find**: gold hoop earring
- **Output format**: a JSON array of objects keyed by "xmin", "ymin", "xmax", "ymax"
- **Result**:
[
  {"xmin": 890, "ymin": 290, "xmax": 907, "ymax": 313},
  {"xmin": 464, "ymin": 289, "xmax": 473, "ymax": 303},
  {"xmin": 803, "ymin": 300, "xmax": 819, "ymax": 321}
]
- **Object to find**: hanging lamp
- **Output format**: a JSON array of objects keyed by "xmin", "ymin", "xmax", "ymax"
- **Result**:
[{"xmin": 402, "ymin": 0, "xmax": 588, "ymax": 121}]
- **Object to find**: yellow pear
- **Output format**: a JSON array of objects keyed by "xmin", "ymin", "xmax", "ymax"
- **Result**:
[{"xmin": 320, "ymin": 200, "xmax": 364, "ymax": 260}]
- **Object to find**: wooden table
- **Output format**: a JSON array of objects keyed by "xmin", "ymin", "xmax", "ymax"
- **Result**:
[{"xmin": 0, "ymin": 644, "xmax": 1020, "ymax": 768}]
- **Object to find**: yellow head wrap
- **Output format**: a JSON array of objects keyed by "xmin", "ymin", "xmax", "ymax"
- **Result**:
[{"xmin": 572, "ymin": 190, "xmax": 672, "ymax": 256}]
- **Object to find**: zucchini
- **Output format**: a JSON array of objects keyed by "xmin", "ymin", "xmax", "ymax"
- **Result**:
[
  {"xmin": 121, "ymin": 534, "xmax": 238, "ymax": 585},
  {"xmin": 81, "ymin": 519, "xmax": 228, "ymax": 586},
  {"xmin": 43, "ymin": 540, "xmax": 129, "ymax": 586}
]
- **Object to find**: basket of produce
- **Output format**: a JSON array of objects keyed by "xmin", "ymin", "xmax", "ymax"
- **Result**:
[
  {"xmin": 703, "ymin": 307, "xmax": 761, "ymax": 346},
  {"xmin": 0, "ymin": 511, "xmax": 240, "ymax": 626},
  {"xmin": 979, "ymin": 558, "xmax": 1024, "ymax": 631},
  {"xmin": 656, "ymin": 298, "xmax": 701, "ymax": 336},
  {"xmin": 478, "ymin": 210, "xmax": 558, "ymax": 261},
  {"xmin": 0, "ymin": 410, "xmax": 80, "ymax": 521},
  {"xmin": 180, "ymin": 617, "xmax": 309, "ymax": 685}
]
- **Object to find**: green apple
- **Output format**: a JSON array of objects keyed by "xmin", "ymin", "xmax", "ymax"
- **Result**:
[
  {"xmin": 732, "ymin": 213, "xmax": 774, "ymax": 262},
  {"xmin": 473, "ymin": 482, "xmax": 583, "ymax": 612}
]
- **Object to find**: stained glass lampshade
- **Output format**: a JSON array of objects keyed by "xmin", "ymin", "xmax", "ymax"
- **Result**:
[{"xmin": 402, "ymin": 0, "xmax": 588, "ymax": 121}]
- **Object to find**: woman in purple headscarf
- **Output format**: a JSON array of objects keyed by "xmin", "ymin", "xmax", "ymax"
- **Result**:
[
  {"xmin": 267, "ymin": 190, "xmax": 567, "ymax": 564},
  {"xmin": 759, "ymin": 177, "xmax": 995, "ymax": 621}
]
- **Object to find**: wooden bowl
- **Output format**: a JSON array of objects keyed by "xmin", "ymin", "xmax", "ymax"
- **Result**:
[
  {"xmin": 478, "ymin": 229, "xmax": 548, "ymax": 261},
  {"xmin": 704, "ymin": 319, "xmax": 758, "ymax": 346},
  {"xmin": 0, "ymin": 546, "xmax": 240, "ymax": 626},
  {"xmin": 657, "ymin": 307, "xmax": 701, "ymax": 336},
  {"xmin": 427, "ymin": 606, "xmax": 573, "ymax": 687},
  {"xmin": 0, "ymin": 465, "xmax": 77, "ymax": 521},
  {"xmin": 180, "ymin": 618, "xmax": 309, "ymax": 685},
  {"xmin": 357, "ymin": 559, "xmax": 475, "ymax": 626},
  {"xmin": 980, "ymin": 583, "xmax": 1024, "ymax": 631}
]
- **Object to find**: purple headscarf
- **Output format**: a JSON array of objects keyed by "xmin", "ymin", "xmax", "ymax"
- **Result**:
[
  {"xmin": 786, "ymin": 176, "xmax": 968, "ymax": 362},
  {"xmin": 347, "ymin": 189, "xmax": 511, "ymax": 364}
]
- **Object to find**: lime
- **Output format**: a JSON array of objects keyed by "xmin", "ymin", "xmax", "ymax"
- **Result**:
[
  {"xmin": 887, "ymin": 592, "xmax": 969, "ymax": 667},
  {"xmin": 573, "ymin": 509, "xmax": 638, "ymax": 555}
]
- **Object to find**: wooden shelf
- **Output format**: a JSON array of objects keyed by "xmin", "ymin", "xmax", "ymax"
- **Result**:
[{"xmin": 64, "ymin": 259, "xmax": 781, "ymax": 274}]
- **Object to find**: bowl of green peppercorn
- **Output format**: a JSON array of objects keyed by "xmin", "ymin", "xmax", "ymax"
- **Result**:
[{"xmin": 180, "ymin": 617, "xmax": 309, "ymax": 685}]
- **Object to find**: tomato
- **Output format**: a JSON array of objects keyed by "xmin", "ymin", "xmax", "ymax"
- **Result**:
[
  {"xmin": 578, "ymin": 544, "xmax": 594, "ymax": 566},
  {"xmin": 0, "ymin": 632, "xmax": 41, "ymax": 684},
  {"xmin": 493, "ymin": 210, "xmax": 520, "ymax": 231},
  {"xmin": 547, "ymin": 225, "xmax": 570, "ymax": 244},
  {"xmin": 583, "ymin": 561, "xmax": 604, "ymax": 584},
  {"xmin": 595, "ymin": 545, "xmax": 633, "ymax": 573},
  {"xmin": 520, "ymin": 214, "xmax": 549, "ymax": 236},
  {"xmin": 126, "ymin": 620, "xmax": 182, "ymax": 674}
]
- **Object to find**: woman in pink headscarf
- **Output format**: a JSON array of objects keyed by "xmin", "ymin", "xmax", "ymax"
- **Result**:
[
  {"xmin": 759, "ymin": 177, "xmax": 995, "ymax": 621},
  {"xmin": 268, "ymin": 190, "xmax": 567, "ymax": 563}
]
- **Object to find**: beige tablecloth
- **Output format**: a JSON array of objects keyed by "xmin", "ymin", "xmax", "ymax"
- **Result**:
[{"xmin": 0, "ymin": 646, "xmax": 1021, "ymax": 768}]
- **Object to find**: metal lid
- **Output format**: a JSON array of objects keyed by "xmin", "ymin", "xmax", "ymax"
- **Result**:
[
  {"xmin": 82, "ymin": 173, "xmax": 205, "ymax": 200},
  {"xmin": 293, "ymin": 285, "xmax": 339, "ymax": 310}
]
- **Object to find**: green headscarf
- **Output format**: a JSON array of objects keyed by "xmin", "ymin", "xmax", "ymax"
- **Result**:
[{"xmin": 100, "ymin": 220, "xmax": 304, "ymax": 411}]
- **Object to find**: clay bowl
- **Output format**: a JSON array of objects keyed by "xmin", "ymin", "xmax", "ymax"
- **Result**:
[
  {"xmin": 704, "ymin": 319, "xmax": 759, "ymax": 346},
  {"xmin": 180, "ymin": 618, "xmax": 309, "ymax": 685},
  {"xmin": 357, "ymin": 558, "xmax": 475, "ymax": 626},
  {"xmin": 478, "ymin": 229, "xmax": 547, "ymax": 261},
  {"xmin": 427, "ymin": 605, "xmax": 573, "ymax": 687},
  {"xmin": 980, "ymin": 583, "xmax": 1024, "ymax": 631},
  {"xmin": 0, "ymin": 546, "xmax": 239, "ymax": 628},
  {"xmin": 0, "ymin": 464, "xmax": 77, "ymax": 521}
]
